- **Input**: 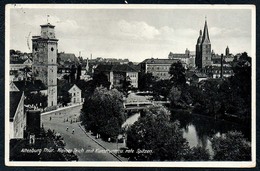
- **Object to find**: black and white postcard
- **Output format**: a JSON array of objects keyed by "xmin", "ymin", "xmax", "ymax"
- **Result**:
[{"xmin": 5, "ymin": 4, "xmax": 256, "ymax": 167}]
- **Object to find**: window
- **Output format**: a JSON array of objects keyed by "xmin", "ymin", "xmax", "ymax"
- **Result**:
[{"xmin": 51, "ymin": 47, "xmax": 54, "ymax": 51}]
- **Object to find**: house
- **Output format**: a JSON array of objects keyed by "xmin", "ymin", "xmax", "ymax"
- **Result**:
[
  {"xmin": 190, "ymin": 73, "xmax": 208, "ymax": 86},
  {"xmin": 10, "ymin": 80, "xmax": 47, "ymax": 94},
  {"xmin": 204, "ymin": 66, "xmax": 234, "ymax": 79},
  {"xmin": 139, "ymin": 58, "xmax": 180, "ymax": 80},
  {"xmin": 10, "ymin": 58, "xmax": 33, "ymax": 82},
  {"xmin": 10, "ymin": 58, "xmax": 33, "ymax": 72},
  {"xmin": 168, "ymin": 49, "xmax": 195, "ymax": 68},
  {"xmin": 68, "ymin": 84, "xmax": 83, "ymax": 104},
  {"xmin": 58, "ymin": 81, "xmax": 84, "ymax": 105},
  {"xmin": 10, "ymin": 92, "xmax": 26, "ymax": 139},
  {"xmin": 58, "ymin": 53, "xmax": 79, "ymax": 68},
  {"xmin": 94, "ymin": 64, "xmax": 139, "ymax": 89}
]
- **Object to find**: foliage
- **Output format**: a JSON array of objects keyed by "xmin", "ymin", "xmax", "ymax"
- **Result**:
[
  {"xmin": 138, "ymin": 72, "xmax": 156, "ymax": 91},
  {"xmin": 24, "ymin": 92, "xmax": 47, "ymax": 109},
  {"xmin": 184, "ymin": 146, "xmax": 210, "ymax": 161},
  {"xmin": 92, "ymin": 72, "xmax": 111, "ymax": 90},
  {"xmin": 190, "ymin": 52, "xmax": 251, "ymax": 123},
  {"xmin": 57, "ymin": 79, "xmax": 72, "ymax": 106},
  {"xmin": 211, "ymin": 131, "xmax": 251, "ymax": 161},
  {"xmin": 57, "ymin": 91, "xmax": 71, "ymax": 106},
  {"xmin": 80, "ymin": 87, "xmax": 125, "ymax": 140},
  {"xmin": 169, "ymin": 61, "xmax": 186, "ymax": 88},
  {"xmin": 76, "ymin": 64, "xmax": 82, "ymax": 81},
  {"xmin": 152, "ymin": 79, "xmax": 172, "ymax": 100},
  {"xmin": 168, "ymin": 85, "xmax": 193, "ymax": 109},
  {"xmin": 121, "ymin": 76, "xmax": 132, "ymax": 97},
  {"xmin": 126, "ymin": 105, "xmax": 190, "ymax": 161},
  {"xmin": 70, "ymin": 65, "xmax": 76, "ymax": 83},
  {"xmin": 62, "ymin": 74, "xmax": 70, "ymax": 83}
]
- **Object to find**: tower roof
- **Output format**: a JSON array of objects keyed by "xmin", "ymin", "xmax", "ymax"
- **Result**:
[
  {"xmin": 197, "ymin": 30, "xmax": 203, "ymax": 44},
  {"xmin": 40, "ymin": 23, "xmax": 55, "ymax": 28},
  {"xmin": 202, "ymin": 19, "xmax": 210, "ymax": 44}
]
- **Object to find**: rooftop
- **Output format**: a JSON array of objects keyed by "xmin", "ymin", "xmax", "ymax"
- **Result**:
[
  {"xmin": 13, "ymin": 80, "xmax": 47, "ymax": 92},
  {"xmin": 95, "ymin": 64, "xmax": 139, "ymax": 73},
  {"xmin": 140, "ymin": 58, "xmax": 180, "ymax": 64}
]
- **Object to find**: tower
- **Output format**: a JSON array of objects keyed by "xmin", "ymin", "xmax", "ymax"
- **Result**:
[
  {"xmin": 225, "ymin": 46, "xmax": 229, "ymax": 56},
  {"xmin": 201, "ymin": 18, "xmax": 211, "ymax": 67},
  {"xmin": 195, "ymin": 30, "xmax": 203, "ymax": 68},
  {"xmin": 32, "ymin": 23, "xmax": 58, "ymax": 109},
  {"xmin": 195, "ymin": 18, "xmax": 212, "ymax": 68}
]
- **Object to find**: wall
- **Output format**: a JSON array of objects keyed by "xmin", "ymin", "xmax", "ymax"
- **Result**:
[{"xmin": 13, "ymin": 93, "xmax": 26, "ymax": 139}]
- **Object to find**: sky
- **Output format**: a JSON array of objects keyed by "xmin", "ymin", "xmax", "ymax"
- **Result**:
[{"xmin": 8, "ymin": 5, "xmax": 253, "ymax": 62}]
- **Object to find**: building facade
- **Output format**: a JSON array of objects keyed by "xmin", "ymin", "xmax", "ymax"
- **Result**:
[
  {"xmin": 32, "ymin": 23, "xmax": 58, "ymax": 109},
  {"xmin": 68, "ymin": 84, "xmax": 82, "ymax": 104},
  {"xmin": 10, "ymin": 92, "xmax": 26, "ymax": 139},
  {"xmin": 95, "ymin": 64, "xmax": 139, "ymax": 89},
  {"xmin": 195, "ymin": 19, "xmax": 212, "ymax": 69},
  {"xmin": 140, "ymin": 58, "xmax": 179, "ymax": 80},
  {"xmin": 168, "ymin": 49, "xmax": 195, "ymax": 68}
]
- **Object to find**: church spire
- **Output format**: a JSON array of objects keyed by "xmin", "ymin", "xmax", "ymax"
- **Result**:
[{"xmin": 202, "ymin": 18, "xmax": 210, "ymax": 44}]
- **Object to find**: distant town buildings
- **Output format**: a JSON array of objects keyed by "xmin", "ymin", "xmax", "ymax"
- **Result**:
[
  {"xmin": 95, "ymin": 64, "xmax": 139, "ymax": 89},
  {"xmin": 139, "ymin": 58, "xmax": 180, "ymax": 80},
  {"xmin": 32, "ymin": 23, "xmax": 58, "ymax": 110},
  {"xmin": 168, "ymin": 48, "xmax": 195, "ymax": 68}
]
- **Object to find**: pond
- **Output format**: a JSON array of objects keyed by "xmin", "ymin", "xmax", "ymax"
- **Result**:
[
  {"xmin": 122, "ymin": 109, "xmax": 251, "ymax": 157},
  {"xmin": 171, "ymin": 109, "xmax": 251, "ymax": 155}
]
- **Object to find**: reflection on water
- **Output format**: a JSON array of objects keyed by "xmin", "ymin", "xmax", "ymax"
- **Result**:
[
  {"xmin": 171, "ymin": 109, "xmax": 251, "ymax": 156},
  {"xmin": 122, "ymin": 109, "xmax": 251, "ymax": 157},
  {"xmin": 183, "ymin": 124, "xmax": 214, "ymax": 156}
]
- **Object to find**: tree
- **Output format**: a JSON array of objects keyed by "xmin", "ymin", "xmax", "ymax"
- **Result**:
[
  {"xmin": 80, "ymin": 87, "xmax": 125, "ymax": 140},
  {"xmin": 24, "ymin": 92, "xmax": 47, "ymax": 109},
  {"xmin": 126, "ymin": 105, "xmax": 190, "ymax": 161},
  {"xmin": 63, "ymin": 74, "xmax": 70, "ymax": 83},
  {"xmin": 92, "ymin": 72, "xmax": 111, "ymax": 90},
  {"xmin": 169, "ymin": 61, "xmax": 186, "ymax": 88},
  {"xmin": 57, "ymin": 91, "xmax": 71, "ymax": 106},
  {"xmin": 168, "ymin": 86, "xmax": 182, "ymax": 107},
  {"xmin": 138, "ymin": 72, "xmax": 156, "ymax": 91},
  {"xmin": 184, "ymin": 146, "xmax": 210, "ymax": 161},
  {"xmin": 193, "ymin": 79, "xmax": 222, "ymax": 116},
  {"xmin": 211, "ymin": 131, "xmax": 251, "ymax": 161},
  {"xmin": 121, "ymin": 76, "xmax": 131, "ymax": 96},
  {"xmin": 76, "ymin": 64, "xmax": 82, "ymax": 81},
  {"xmin": 152, "ymin": 79, "xmax": 172, "ymax": 100},
  {"xmin": 70, "ymin": 65, "xmax": 76, "ymax": 83}
]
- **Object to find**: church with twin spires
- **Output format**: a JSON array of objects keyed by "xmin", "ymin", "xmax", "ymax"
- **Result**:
[{"xmin": 195, "ymin": 18, "xmax": 212, "ymax": 69}]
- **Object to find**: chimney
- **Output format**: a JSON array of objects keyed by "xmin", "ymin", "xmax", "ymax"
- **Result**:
[{"xmin": 220, "ymin": 54, "xmax": 223, "ymax": 79}]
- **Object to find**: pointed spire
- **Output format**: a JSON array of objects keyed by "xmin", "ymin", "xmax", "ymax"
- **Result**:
[
  {"xmin": 202, "ymin": 18, "xmax": 210, "ymax": 44},
  {"xmin": 197, "ymin": 30, "xmax": 203, "ymax": 44}
]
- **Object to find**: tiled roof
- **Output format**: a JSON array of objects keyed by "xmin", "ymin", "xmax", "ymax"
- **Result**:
[
  {"xmin": 168, "ymin": 52, "xmax": 189, "ymax": 59},
  {"xmin": 140, "ymin": 58, "xmax": 179, "ymax": 64},
  {"xmin": 10, "ymin": 92, "xmax": 23, "ymax": 121},
  {"xmin": 13, "ymin": 80, "xmax": 47, "ymax": 92},
  {"xmin": 193, "ymin": 73, "xmax": 208, "ymax": 78},
  {"xmin": 95, "ymin": 64, "xmax": 139, "ymax": 72},
  {"xmin": 58, "ymin": 53, "xmax": 79, "ymax": 64},
  {"xmin": 10, "ymin": 58, "xmax": 27, "ymax": 64}
]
